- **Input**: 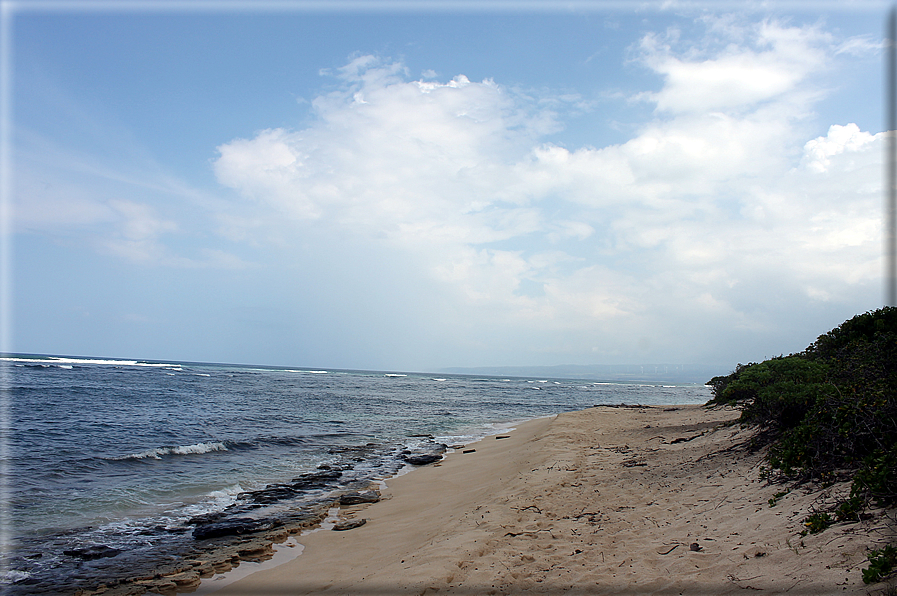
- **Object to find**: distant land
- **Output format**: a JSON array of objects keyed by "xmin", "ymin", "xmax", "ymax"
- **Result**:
[{"xmin": 440, "ymin": 363, "xmax": 729, "ymax": 385}]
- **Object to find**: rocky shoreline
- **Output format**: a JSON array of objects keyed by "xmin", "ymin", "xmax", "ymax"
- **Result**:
[{"xmin": 12, "ymin": 439, "xmax": 452, "ymax": 596}]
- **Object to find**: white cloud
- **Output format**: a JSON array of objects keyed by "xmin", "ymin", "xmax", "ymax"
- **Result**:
[
  {"xmin": 212, "ymin": 15, "xmax": 882, "ymax": 366},
  {"xmin": 800, "ymin": 123, "xmax": 878, "ymax": 173},
  {"xmin": 635, "ymin": 18, "xmax": 840, "ymax": 115}
]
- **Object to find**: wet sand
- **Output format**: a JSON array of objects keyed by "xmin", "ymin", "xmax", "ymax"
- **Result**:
[{"xmin": 203, "ymin": 404, "xmax": 894, "ymax": 595}]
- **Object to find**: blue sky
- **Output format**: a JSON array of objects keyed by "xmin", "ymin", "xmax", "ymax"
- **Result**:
[{"xmin": 2, "ymin": 1, "xmax": 891, "ymax": 372}]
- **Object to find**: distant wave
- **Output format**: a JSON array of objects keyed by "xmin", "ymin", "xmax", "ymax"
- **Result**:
[
  {"xmin": 384, "ymin": 373, "xmax": 407, "ymax": 377},
  {"xmin": 2, "ymin": 356, "xmax": 170, "ymax": 368},
  {"xmin": 117, "ymin": 441, "xmax": 229, "ymax": 460}
]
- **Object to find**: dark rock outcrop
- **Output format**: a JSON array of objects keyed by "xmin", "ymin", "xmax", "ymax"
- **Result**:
[
  {"xmin": 339, "ymin": 490, "xmax": 380, "ymax": 505},
  {"xmin": 401, "ymin": 442, "xmax": 447, "ymax": 466},
  {"xmin": 192, "ymin": 517, "xmax": 278, "ymax": 540},
  {"xmin": 402, "ymin": 453, "xmax": 442, "ymax": 465},
  {"xmin": 63, "ymin": 545, "xmax": 122, "ymax": 560}
]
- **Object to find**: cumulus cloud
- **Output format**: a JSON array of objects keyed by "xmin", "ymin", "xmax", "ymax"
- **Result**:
[
  {"xmin": 210, "ymin": 20, "xmax": 882, "ymax": 364},
  {"xmin": 800, "ymin": 123, "xmax": 878, "ymax": 173}
]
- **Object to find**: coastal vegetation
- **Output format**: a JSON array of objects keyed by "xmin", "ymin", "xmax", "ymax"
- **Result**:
[{"xmin": 707, "ymin": 307, "xmax": 897, "ymax": 584}]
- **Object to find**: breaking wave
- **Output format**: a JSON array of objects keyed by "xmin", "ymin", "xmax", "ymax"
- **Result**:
[{"xmin": 117, "ymin": 441, "xmax": 230, "ymax": 460}]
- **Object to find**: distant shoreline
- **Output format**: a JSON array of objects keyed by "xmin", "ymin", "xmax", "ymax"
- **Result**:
[{"xmin": 441, "ymin": 363, "xmax": 727, "ymax": 385}]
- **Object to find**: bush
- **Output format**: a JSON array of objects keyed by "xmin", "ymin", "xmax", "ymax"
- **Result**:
[
  {"xmin": 708, "ymin": 308, "xmax": 897, "ymax": 508},
  {"xmin": 802, "ymin": 512, "xmax": 833, "ymax": 535},
  {"xmin": 863, "ymin": 544, "xmax": 897, "ymax": 584}
]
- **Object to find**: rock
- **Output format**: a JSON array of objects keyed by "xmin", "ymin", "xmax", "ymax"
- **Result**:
[
  {"xmin": 192, "ymin": 517, "xmax": 277, "ymax": 540},
  {"xmin": 402, "ymin": 453, "xmax": 442, "ymax": 465},
  {"xmin": 289, "ymin": 469, "xmax": 343, "ymax": 490},
  {"xmin": 401, "ymin": 443, "xmax": 447, "ymax": 466},
  {"xmin": 165, "ymin": 571, "xmax": 201, "ymax": 589},
  {"xmin": 339, "ymin": 491, "xmax": 380, "ymax": 505},
  {"xmin": 187, "ymin": 512, "xmax": 225, "ymax": 526},
  {"xmin": 241, "ymin": 484, "xmax": 298, "ymax": 504},
  {"xmin": 690, "ymin": 542, "xmax": 702, "ymax": 552},
  {"xmin": 63, "ymin": 545, "xmax": 122, "ymax": 560},
  {"xmin": 332, "ymin": 518, "xmax": 367, "ymax": 531}
]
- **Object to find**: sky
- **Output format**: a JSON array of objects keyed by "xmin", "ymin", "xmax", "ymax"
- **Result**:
[{"xmin": 1, "ymin": 1, "xmax": 892, "ymax": 373}]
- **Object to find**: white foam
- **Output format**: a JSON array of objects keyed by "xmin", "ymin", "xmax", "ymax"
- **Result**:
[
  {"xmin": 120, "ymin": 441, "xmax": 229, "ymax": 460},
  {"xmin": 384, "ymin": 373, "xmax": 407, "ymax": 377},
  {"xmin": 177, "ymin": 484, "xmax": 245, "ymax": 519},
  {"xmin": 0, "ymin": 569, "xmax": 31, "ymax": 584},
  {"xmin": 1, "ymin": 356, "xmax": 170, "ymax": 368}
]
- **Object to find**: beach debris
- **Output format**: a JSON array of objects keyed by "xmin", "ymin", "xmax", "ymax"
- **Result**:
[
  {"xmin": 495, "ymin": 435, "xmax": 511, "ymax": 440},
  {"xmin": 622, "ymin": 459, "xmax": 647, "ymax": 467},
  {"xmin": 463, "ymin": 449, "xmax": 476, "ymax": 453},
  {"xmin": 690, "ymin": 542, "xmax": 703, "ymax": 552},
  {"xmin": 63, "ymin": 545, "xmax": 122, "ymax": 560},
  {"xmin": 332, "ymin": 518, "xmax": 367, "ymax": 531},
  {"xmin": 339, "ymin": 490, "xmax": 381, "ymax": 505}
]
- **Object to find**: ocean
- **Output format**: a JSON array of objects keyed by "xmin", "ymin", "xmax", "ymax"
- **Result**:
[{"xmin": 1, "ymin": 355, "xmax": 712, "ymax": 594}]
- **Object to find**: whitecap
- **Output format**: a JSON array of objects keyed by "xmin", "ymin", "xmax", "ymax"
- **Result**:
[
  {"xmin": 118, "ymin": 441, "xmax": 229, "ymax": 460},
  {"xmin": 1, "ymin": 356, "xmax": 170, "ymax": 368}
]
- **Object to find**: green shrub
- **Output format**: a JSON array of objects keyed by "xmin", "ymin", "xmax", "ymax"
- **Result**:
[
  {"xmin": 862, "ymin": 544, "xmax": 897, "ymax": 584},
  {"xmin": 707, "ymin": 308, "xmax": 897, "ymax": 507},
  {"xmin": 802, "ymin": 512, "xmax": 833, "ymax": 535},
  {"xmin": 851, "ymin": 446, "xmax": 897, "ymax": 507},
  {"xmin": 768, "ymin": 490, "xmax": 789, "ymax": 507},
  {"xmin": 834, "ymin": 495, "xmax": 864, "ymax": 522}
]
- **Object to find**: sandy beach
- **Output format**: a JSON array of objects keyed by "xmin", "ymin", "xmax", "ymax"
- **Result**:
[{"xmin": 193, "ymin": 404, "xmax": 894, "ymax": 595}]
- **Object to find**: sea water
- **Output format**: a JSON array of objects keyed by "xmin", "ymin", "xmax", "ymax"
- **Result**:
[{"xmin": 1, "ymin": 355, "xmax": 711, "ymax": 594}]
